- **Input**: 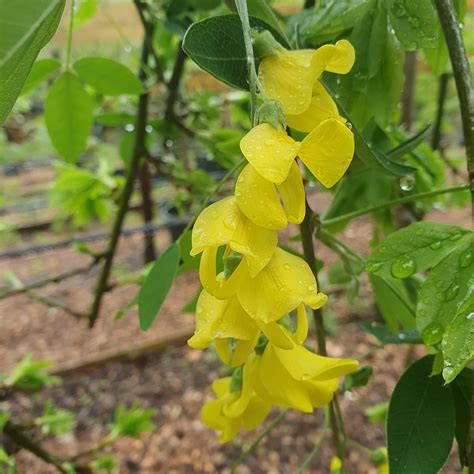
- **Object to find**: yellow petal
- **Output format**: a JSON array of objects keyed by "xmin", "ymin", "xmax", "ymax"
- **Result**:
[
  {"xmin": 211, "ymin": 377, "xmax": 231, "ymax": 397},
  {"xmin": 224, "ymin": 357, "xmax": 256, "ymax": 417},
  {"xmin": 214, "ymin": 338, "xmax": 231, "ymax": 365},
  {"xmin": 258, "ymin": 344, "xmax": 314, "ymax": 412},
  {"xmin": 231, "ymin": 331, "xmax": 260, "ymax": 368},
  {"xmin": 294, "ymin": 303, "xmax": 308, "ymax": 345},
  {"xmin": 240, "ymin": 123, "xmax": 299, "ymax": 184},
  {"xmin": 277, "ymin": 161, "xmax": 305, "ymax": 224},
  {"xmin": 325, "ymin": 39, "xmax": 355, "ymax": 74},
  {"xmin": 191, "ymin": 197, "xmax": 277, "ymax": 276},
  {"xmin": 199, "ymin": 247, "xmax": 249, "ymax": 299},
  {"xmin": 237, "ymin": 247, "xmax": 325, "ymax": 324},
  {"xmin": 286, "ymin": 82, "xmax": 345, "ymax": 133},
  {"xmin": 258, "ymin": 321, "xmax": 295, "ymax": 349},
  {"xmin": 188, "ymin": 291, "xmax": 259, "ymax": 349},
  {"xmin": 201, "ymin": 398, "xmax": 225, "ymax": 431},
  {"xmin": 235, "ymin": 164, "xmax": 287, "ymax": 230},
  {"xmin": 311, "ymin": 40, "xmax": 355, "ymax": 76},
  {"xmin": 298, "ymin": 118, "xmax": 355, "ymax": 188},
  {"xmin": 307, "ymin": 379, "xmax": 338, "ymax": 408},
  {"xmin": 241, "ymin": 396, "xmax": 272, "ymax": 431},
  {"xmin": 259, "ymin": 49, "xmax": 317, "ymax": 115},
  {"xmin": 273, "ymin": 344, "xmax": 359, "ymax": 381}
]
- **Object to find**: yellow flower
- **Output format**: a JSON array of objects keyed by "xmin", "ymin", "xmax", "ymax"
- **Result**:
[
  {"xmin": 249, "ymin": 339, "xmax": 359, "ymax": 412},
  {"xmin": 286, "ymin": 82, "xmax": 346, "ymax": 133},
  {"xmin": 191, "ymin": 196, "xmax": 277, "ymax": 297},
  {"xmin": 375, "ymin": 447, "xmax": 388, "ymax": 474},
  {"xmin": 330, "ymin": 456, "xmax": 343, "ymax": 474},
  {"xmin": 239, "ymin": 118, "xmax": 354, "ymax": 192},
  {"xmin": 188, "ymin": 288, "xmax": 305, "ymax": 367},
  {"xmin": 258, "ymin": 40, "xmax": 355, "ymax": 116},
  {"xmin": 201, "ymin": 369, "xmax": 271, "ymax": 443},
  {"xmin": 236, "ymin": 247, "xmax": 327, "ymax": 324},
  {"xmin": 235, "ymin": 162, "xmax": 305, "ymax": 230}
]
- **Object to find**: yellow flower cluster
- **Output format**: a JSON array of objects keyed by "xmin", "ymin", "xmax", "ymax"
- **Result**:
[{"xmin": 189, "ymin": 39, "xmax": 359, "ymax": 442}]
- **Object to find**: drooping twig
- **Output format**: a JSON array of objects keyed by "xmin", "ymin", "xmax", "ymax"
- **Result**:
[
  {"xmin": 138, "ymin": 160, "xmax": 156, "ymax": 264},
  {"xmin": 434, "ymin": 0, "xmax": 474, "ymax": 220},
  {"xmin": 431, "ymin": 73, "xmax": 450, "ymax": 151},
  {"xmin": 165, "ymin": 42, "xmax": 187, "ymax": 123},
  {"xmin": 88, "ymin": 30, "xmax": 151, "ymax": 328},
  {"xmin": 300, "ymin": 202, "xmax": 346, "ymax": 463},
  {"xmin": 3, "ymin": 421, "xmax": 67, "ymax": 473}
]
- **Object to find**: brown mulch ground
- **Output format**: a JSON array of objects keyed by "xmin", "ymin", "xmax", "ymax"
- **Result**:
[{"xmin": 0, "ymin": 196, "xmax": 470, "ymax": 473}]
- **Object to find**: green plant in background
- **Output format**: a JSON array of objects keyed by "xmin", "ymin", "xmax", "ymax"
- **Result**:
[{"xmin": 0, "ymin": 0, "xmax": 473, "ymax": 472}]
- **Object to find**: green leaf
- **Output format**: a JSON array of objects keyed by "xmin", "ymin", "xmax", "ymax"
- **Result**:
[
  {"xmin": 109, "ymin": 402, "xmax": 156, "ymax": 439},
  {"xmin": 361, "ymin": 322, "xmax": 422, "ymax": 345},
  {"xmin": 342, "ymin": 366, "xmax": 373, "ymax": 392},
  {"xmin": 5, "ymin": 354, "xmax": 58, "ymax": 390},
  {"xmin": 370, "ymin": 274, "xmax": 416, "ymax": 331},
  {"xmin": 386, "ymin": 124, "xmax": 431, "ymax": 160},
  {"xmin": 138, "ymin": 243, "xmax": 180, "ymax": 331},
  {"xmin": 365, "ymin": 221, "xmax": 471, "ymax": 278},
  {"xmin": 387, "ymin": 0, "xmax": 438, "ymax": 51},
  {"xmin": 20, "ymin": 58, "xmax": 61, "ymax": 95},
  {"xmin": 36, "ymin": 400, "xmax": 76, "ymax": 435},
  {"xmin": 75, "ymin": 0, "xmax": 98, "ymax": 29},
  {"xmin": 45, "ymin": 71, "xmax": 95, "ymax": 162},
  {"xmin": 451, "ymin": 368, "xmax": 472, "ymax": 466},
  {"xmin": 74, "ymin": 57, "xmax": 144, "ymax": 96},
  {"xmin": 325, "ymin": 83, "xmax": 416, "ymax": 176},
  {"xmin": 0, "ymin": 0, "xmax": 65, "ymax": 124},
  {"xmin": 183, "ymin": 14, "xmax": 289, "ymax": 91},
  {"xmin": 416, "ymin": 237, "xmax": 474, "ymax": 381},
  {"xmin": 91, "ymin": 455, "xmax": 116, "ymax": 473},
  {"xmin": 387, "ymin": 355, "xmax": 455, "ymax": 474}
]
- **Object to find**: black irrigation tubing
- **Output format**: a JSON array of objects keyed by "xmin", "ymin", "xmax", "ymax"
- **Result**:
[{"xmin": 0, "ymin": 217, "xmax": 189, "ymax": 261}]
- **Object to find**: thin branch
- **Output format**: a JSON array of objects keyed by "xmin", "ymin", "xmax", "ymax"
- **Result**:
[
  {"xmin": 3, "ymin": 421, "xmax": 67, "ymax": 473},
  {"xmin": 165, "ymin": 42, "xmax": 187, "ymax": 122},
  {"xmin": 294, "ymin": 407, "xmax": 330, "ymax": 474},
  {"xmin": 0, "ymin": 263, "xmax": 94, "ymax": 299},
  {"xmin": 321, "ymin": 184, "xmax": 469, "ymax": 227},
  {"xmin": 88, "ymin": 28, "xmax": 151, "ymax": 328},
  {"xmin": 434, "ymin": 0, "xmax": 474, "ymax": 219},
  {"xmin": 65, "ymin": 0, "xmax": 76, "ymax": 69},
  {"xmin": 27, "ymin": 290, "xmax": 86, "ymax": 320},
  {"xmin": 431, "ymin": 73, "xmax": 450, "ymax": 151},
  {"xmin": 230, "ymin": 410, "xmax": 288, "ymax": 473},
  {"xmin": 300, "ymin": 202, "xmax": 345, "ymax": 463}
]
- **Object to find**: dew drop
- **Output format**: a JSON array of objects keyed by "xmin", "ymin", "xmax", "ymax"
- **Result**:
[
  {"xmin": 445, "ymin": 282, "xmax": 460, "ymax": 301},
  {"xmin": 308, "ymin": 284, "xmax": 316, "ymax": 291},
  {"xmin": 460, "ymin": 249, "xmax": 472, "ymax": 268},
  {"xmin": 390, "ymin": 255, "xmax": 417, "ymax": 278},
  {"xmin": 283, "ymin": 263, "xmax": 291, "ymax": 270},
  {"xmin": 449, "ymin": 233, "xmax": 462, "ymax": 241},
  {"xmin": 399, "ymin": 175, "xmax": 415, "ymax": 192},
  {"xmin": 430, "ymin": 241, "xmax": 442, "ymax": 250},
  {"xmin": 365, "ymin": 261, "xmax": 382, "ymax": 273},
  {"xmin": 422, "ymin": 323, "xmax": 443, "ymax": 345}
]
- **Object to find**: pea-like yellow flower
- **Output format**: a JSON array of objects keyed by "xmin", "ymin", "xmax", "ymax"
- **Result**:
[
  {"xmin": 188, "ymin": 288, "xmax": 305, "ymax": 367},
  {"xmin": 191, "ymin": 196, "xmax": 277, "ymax": 297},
  {"xmin": 235, "ymin": 247, "xmax": 327, "ymax": 324},
  {"xmin": 200, "ymin": 372, "xmax": 271, "ymax": 443},
  {"xmin": 249, "ymin": 340, "xmax": 359, "ymax": 412},
  {"xmin": 258, "ymin": 40, "xmax": 355, "ymax": 116},
  {"xmin": 330, "ymin": 456, "xmax": 343, "ymax": 474},
  {"xmin": 286, "ymin": 82, "xmax": 346, "ymax": 133},
  {"xmin": 235, "ymin": 162, "xmax": 305, "ymax": 230},
  {"xmin": 240, "ymin": 119, "xmax": 354, "ymax": 190}
]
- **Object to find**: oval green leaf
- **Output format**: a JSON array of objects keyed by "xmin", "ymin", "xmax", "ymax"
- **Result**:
[
  {"xmin": 138, "ymin": 242, "xmax": 180, "ymax": 331},
  {"xmin": 387, "ymin": 355, "xmax": 455, "ymax": 474},
  {"xmin": 183, "ymin": 14, "xmax": 289, "ymax": 91},
  {"xmin": 45, "ymin": 71, "xmax": 95, "ymax": 162},
  {"xmin": 74, "ymin": 57, "xmax": 145, "ymax": 96},
  {"xmin": 21, "ymin": 58, "xmax": 61, "ymax": 95}
]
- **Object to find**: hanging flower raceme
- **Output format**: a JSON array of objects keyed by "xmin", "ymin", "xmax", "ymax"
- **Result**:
[{"xmin": 257, "ymin": 38, "xmax": 355, "ymax": 116}]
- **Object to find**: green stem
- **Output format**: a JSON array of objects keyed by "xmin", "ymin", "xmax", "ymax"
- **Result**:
[
  {"xmin": 321, "ymin": 184, "xmax": 469, "ymax": 227},
  {"xmin": 294, "ymin": 408, "xmax": 330, "ymax": 474},
  {"xmin": 235, "ymin": 0, "xmax": 259, "ymax": 126},
  {"xmin": 433, "ymin": 0, "xmax": 474, "ymax": 220},
  {"xmin": 431, "ymin": 73, "xmax": 450, "ymax": 151},
  {"xmin": 230, "ymin": 410, "xmax": 288, "ymax": 473},
  {"xmin": 65, "ymin": 0, "xmax": 76, "ymax": 69},
  {"xmin": 300, "ymin": 202, "xmax": 346, "ymax": 464}
]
